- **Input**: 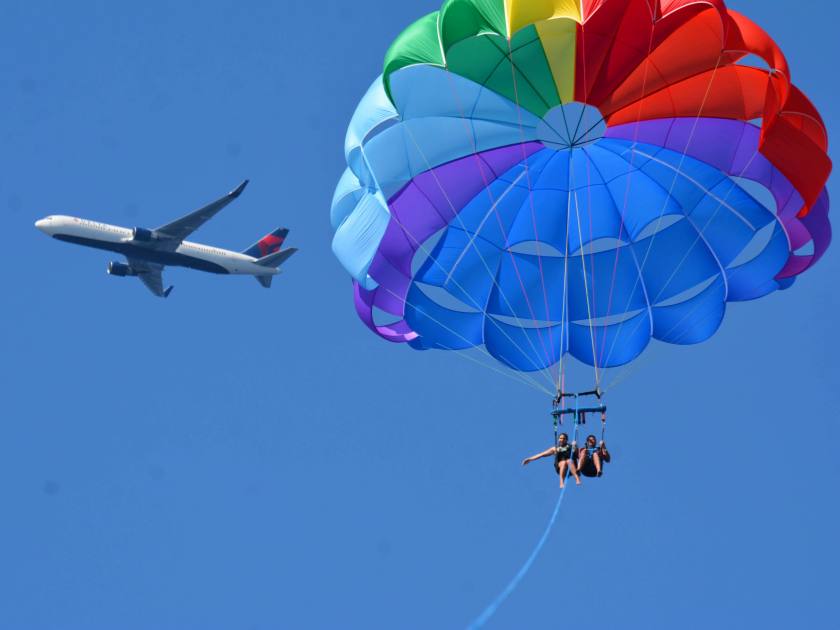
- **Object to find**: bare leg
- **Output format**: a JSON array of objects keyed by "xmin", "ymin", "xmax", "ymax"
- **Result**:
[
  {"xmin": 558, "ymin": 460, "xmax": 568, "ymax": 488},
  {"xmin": 569, "ymin": 459, "xmax": 582, "ymax": 485},
  {"xmin": 577, "ymin": 451, "xmax": 586, "ymax": 473},
  {"xmin": 593, "ymin": 452, "xmax": 602, "ymax": 476}
]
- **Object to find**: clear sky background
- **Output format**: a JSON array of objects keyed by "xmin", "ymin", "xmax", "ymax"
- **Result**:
[{"xmin": 1, "ymin": 1, "xmax": 837, "ymax": 628}]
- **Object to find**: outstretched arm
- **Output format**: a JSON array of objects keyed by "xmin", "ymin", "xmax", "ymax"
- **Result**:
[{"xmin": 522, "ymin": 447, "xmax": 556, "ymax": 466}]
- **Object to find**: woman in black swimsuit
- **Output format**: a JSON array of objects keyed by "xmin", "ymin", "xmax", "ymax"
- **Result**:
[{"xmin": 521, "ymin": 433, "xmax": 582, "ymax": 488}]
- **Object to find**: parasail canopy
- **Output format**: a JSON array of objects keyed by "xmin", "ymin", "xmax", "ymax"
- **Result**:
[{"xmin": 331, "ymin": 0, "xmax": 831, "ymax": 374}]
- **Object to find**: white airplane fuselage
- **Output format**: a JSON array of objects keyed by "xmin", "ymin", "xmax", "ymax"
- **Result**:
[{"xmin": 35, "ymin": 215, "xmax": 280, "ymax": 277}]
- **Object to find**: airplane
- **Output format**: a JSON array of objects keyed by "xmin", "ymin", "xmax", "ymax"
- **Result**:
[{"xmin": 34, "ymin": 180, "xmax": 297, "ymax": 298}]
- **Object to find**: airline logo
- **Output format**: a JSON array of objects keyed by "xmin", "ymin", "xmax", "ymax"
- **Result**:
[
  {"xmin": 244, "ymin": 228, "xmax": 289, "ymax": 258},
  {"xmin": 258, "ymin": 233, "xmax": 285, "ymax": 256}
]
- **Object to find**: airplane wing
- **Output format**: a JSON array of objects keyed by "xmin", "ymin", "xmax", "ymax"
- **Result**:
[
  {"xmin": 153, "ymin": 180, "xmax": 248, "ymax": 245},
  {"xmin": 127, "ymin": 257, "xmax": 173, "ymax": 298}
]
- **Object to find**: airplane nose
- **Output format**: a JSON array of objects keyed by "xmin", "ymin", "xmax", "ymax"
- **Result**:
[{"xmin": 35, "ymin": 218, "xmax": 49, "ymax": 232}]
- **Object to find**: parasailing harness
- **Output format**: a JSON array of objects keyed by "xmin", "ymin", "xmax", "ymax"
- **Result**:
[
  {"xmin": 550, "ymin": 388, "xmax": 607, "ymax": 473},
  {"xmin": 551, "ymin": 388, "xmax": 606, "ymax": 437}
]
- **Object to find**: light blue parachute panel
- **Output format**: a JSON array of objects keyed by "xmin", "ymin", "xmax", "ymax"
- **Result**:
[
  {"xmin": 344, "ymin": 70, "xmax": 543, "ymax": 200},
  {"xmin": 331, "ymin": 192, "xmax": 391, "ymax": 289},
  {"xmin": 332, "ymin": 71, "xmax": 545, "ymax": 288},
  {"xmin": 331, "ymin": 168, "xmax": 367, "ymax": 230}
]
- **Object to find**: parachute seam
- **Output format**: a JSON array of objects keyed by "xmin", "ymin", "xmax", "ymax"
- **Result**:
[
  {"xmin": 597, "ymin": 137, "xmax": 765, "ymax": 298},
  {"xmin": 445, "ymin": 166, "xmax": 530, "ymax": 282},
  {"xmin": 603, "ymin": 64, "xmax": 774, "ymax": 124},
  {"xmin": 578, "ymin": 0, "xmax": 657, "ymax": 105},
  {"xmin": 491, "ymin": 36, "xmax": 555, "ymax": 114},
  {"xmin": 631, "ymin": 146, "xmax": 757, "ymax": 228}
]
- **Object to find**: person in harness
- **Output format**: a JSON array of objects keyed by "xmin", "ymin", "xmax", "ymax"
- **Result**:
[
  {"xmin": 521, "ymin": 432, "xmax": 582, "ymax": 488},
  {"xmin": 577, "ymin": 434, "xmax": 610, "ymax": 477}
]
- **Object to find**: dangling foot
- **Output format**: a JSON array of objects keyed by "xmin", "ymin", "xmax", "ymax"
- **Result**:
[
  {"xmin": 575, "ymin": 478, "xmax": 582, "ymax": 486},
  {"xmin": 596, "ymin": 470, "xmax": 603, "ymax": 477}
]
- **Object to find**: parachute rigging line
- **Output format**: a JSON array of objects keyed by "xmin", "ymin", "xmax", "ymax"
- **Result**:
[
  {"xmin": 504, "ymin": 33, "xmax": 561, "ymax": 378},
  {"xmin": 433, "ymin": 68, "xmax": 559, "ymax": 380},
  {"xmin": 466, "ymin": 486, "xmax": 568, "ymax": 630},
  {"xmin": 390, "ymin": 125, "xmax": 557, "ymax": 384},
  {"xmin": 377, "ymin": 283, "xmax": 554, "ymax": 396},
  {"xmin": 570, "ymin": 151, "xmax": 603, "ymax": 390},
  {"xmin": 603, "ymin": 219, "xmax": 764, "ymax": 394},
  {"xmin": 593, "ymin": 10, "xmax": 659, "ymax": 372},
  {"xmin": 399, "ymin": 121, "xmax": 558, "ymax": 386},
  {"xmin": 601, "ymin": 144, "xmax": 763, "ymax": 387},
  {"xmin": 599, "ymin": 53, "xmax": 726, "ymax": 370}
]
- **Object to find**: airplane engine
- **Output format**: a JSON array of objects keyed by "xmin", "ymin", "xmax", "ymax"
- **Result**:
[
  {"xmin": 132, "ymin": 227, "xmax": 156, "ymax": 241},
  {"xmin": 107, "ymin": 261, "xmax": 136, "ymax": 277}
]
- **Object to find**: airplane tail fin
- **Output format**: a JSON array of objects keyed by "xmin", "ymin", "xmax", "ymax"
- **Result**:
[
  {"xmin": 243, "ymin": 227, "xmax": 289, "ymax": 258},
  {"xmin": 253, "ymin": 247, "xmax": 298, "ymax": 289}
]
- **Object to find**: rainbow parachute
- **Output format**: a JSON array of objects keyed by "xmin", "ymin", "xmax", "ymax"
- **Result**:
[{"xmin": 331, "ymin": 0, "xmax": 831, "ymax": 372}]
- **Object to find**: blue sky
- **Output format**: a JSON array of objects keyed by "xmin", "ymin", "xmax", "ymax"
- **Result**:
[{"xmin": 1, "ymin": 1, "xmax": 837, "ymax": 628}]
